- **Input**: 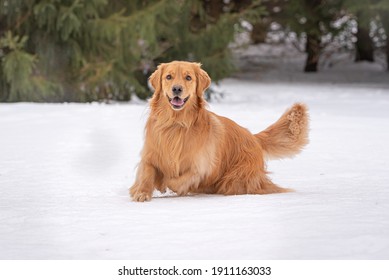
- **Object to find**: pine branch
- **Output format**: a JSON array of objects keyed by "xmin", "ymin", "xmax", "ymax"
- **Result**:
[{"xmin": 14, "ymin": 10, "xmax": 32, "ymax": 30}]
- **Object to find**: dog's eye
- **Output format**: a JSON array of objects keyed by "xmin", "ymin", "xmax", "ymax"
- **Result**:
[
  {"xmin": 166, "ymin": 75, "xmax": 172, "ymax": 80},
  {"xmin": 185, "ymin": 75, "xmax": 192, "ymax": 81}
]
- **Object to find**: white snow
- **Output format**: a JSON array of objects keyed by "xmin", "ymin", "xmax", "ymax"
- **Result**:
[{"xmin": 1, "ymin": 49, "xmax": 389, "ymax": 260}]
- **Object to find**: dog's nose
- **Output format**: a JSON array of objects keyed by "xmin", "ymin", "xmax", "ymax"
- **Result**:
[{"xmin": 172, "ymin": 85, "xmax": 183, "ymax": 96}]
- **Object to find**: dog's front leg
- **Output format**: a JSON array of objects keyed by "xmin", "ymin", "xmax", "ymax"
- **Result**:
[
  {"xmin": 130, "ymin": 161, "xmax": 158, "ymax": 202},
  {"xmin": 165, "ymin": 171, "xmax": 200, "ymax": 196}
]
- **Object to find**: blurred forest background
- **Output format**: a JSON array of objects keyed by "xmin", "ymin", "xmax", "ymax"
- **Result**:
[{"xmin": 0, "ymin": 0, "xmax": 388, "ymax": 102}]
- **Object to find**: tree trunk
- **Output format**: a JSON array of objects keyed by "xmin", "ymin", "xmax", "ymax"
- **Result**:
[
  {"xmin": 387, "ymin": 37, "xmax": 389, "ymax": 71},
  {"xmin": 355, "ymin": 21, "xmax": 374, "ymax": 62},
  {"xmin": 379, "ymin": 11, "xmax": 389, "ymax": 71},
  {"xmin": 250, "ymin": 21, "xmax": 268, "ymax": 44},
  {"xmin": 303, "ymin": 0, "xmax": 322, "ymax": 72},
  {"xmin": 205, "ymin": 0, "xmax": 224, "ymax": 23},
  {"xmin": 304, "ymin": 33, "xmax": 321, "ymax": 72}
]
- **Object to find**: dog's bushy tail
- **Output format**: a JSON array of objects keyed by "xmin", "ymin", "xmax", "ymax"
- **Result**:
[{"xmin": 255, "ymin": 103, "xmax": 309, "ymax": 160}]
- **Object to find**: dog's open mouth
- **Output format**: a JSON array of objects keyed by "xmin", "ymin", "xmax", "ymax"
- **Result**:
[{"xmin": 168, "ymin": 96, "xmax": 189, "ymax": 110}]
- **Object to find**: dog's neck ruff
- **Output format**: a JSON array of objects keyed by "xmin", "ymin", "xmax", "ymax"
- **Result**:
[{"xmin": 151, "ymin": 108, "xmax": 205, "ymax": 130}]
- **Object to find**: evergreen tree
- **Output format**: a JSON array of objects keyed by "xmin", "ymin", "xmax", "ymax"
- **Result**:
[
  {"xmin": 1, "ymin": 0, "xmax": 194, "ymax": 102},
  {"xmin": 374, "ymin": 1, "xmax": 389, "ymax": 71},
  {"xmin": 285, "ymin": 0, "xmax": 344, "ymax": 72},
  {"xmin": 381, "ymin": 10, "xmax": 389, "ymax": 70},
  {"xmin": 345, "ymin": 0, "xmax": 389, "ymax": 68},
  {"xmin": 249, "ymin": 0, "xmax": 288, "ymax": 44},
  {"xmin": 0, "ymin": 0, "xmax": 263, "ymax": 102},
  {"xmin": 345, "ymin": 0, "xmax": 376, "ymax": 62}
]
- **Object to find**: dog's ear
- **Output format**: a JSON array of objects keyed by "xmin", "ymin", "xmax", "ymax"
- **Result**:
[
  {"xmin": 195, "ymin": 64, "xmax": 211, "ymax": 97},
  {"xmin": 148, "ymin": 63, "xmax": 166, "ymax": 93}
]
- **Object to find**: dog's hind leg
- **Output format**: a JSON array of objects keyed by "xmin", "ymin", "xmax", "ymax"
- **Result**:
[
  {"xmin": 216, "ymin": 171, "xmax": 292, "ymax": 195},
  {"xmin": 252, "ymin": 176, "xmax": 293, "ymax": 194}
]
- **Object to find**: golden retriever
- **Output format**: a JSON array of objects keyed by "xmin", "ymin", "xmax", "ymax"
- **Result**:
[{"xmin": 130, "ymin": 61, "xmax": 309, "ymax": 202}]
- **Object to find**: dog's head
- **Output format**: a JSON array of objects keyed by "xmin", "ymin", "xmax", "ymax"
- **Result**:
[{"xmin": 149, "ymin": 61, "xmax": 211, "ymax": 111}]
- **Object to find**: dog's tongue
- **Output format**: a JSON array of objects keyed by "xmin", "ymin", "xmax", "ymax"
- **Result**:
[{"xmin": 171, "ymin": 97, "xmax": 184, "ymax": 107}]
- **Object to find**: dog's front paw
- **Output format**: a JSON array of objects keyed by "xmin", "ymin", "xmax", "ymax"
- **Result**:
[
  {"xmin": 155, "ymin": 185, "xmax": 167, "ymax": 194},
  {"xmin": 132, "ymin": 192, "xmax": 151, "ymax": 202},
  {"xmin": 130, "ymin": 185, "xmax": 152, "ymax": 202}
]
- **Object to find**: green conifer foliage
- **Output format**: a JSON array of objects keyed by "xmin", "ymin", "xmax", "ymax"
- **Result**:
[{"xmin": 0, "ymin": 0, "xmax": 263, "ymax": 102}]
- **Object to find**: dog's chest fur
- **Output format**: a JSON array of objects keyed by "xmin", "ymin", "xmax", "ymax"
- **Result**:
[{"xmin": 146, "ymin": 113, "xmax": 222, "ymax": 181}]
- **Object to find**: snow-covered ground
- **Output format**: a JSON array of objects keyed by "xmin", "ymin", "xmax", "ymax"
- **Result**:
[{"xmin": 1, "ymin": 48, "xmax": 389, "ymax": 260}]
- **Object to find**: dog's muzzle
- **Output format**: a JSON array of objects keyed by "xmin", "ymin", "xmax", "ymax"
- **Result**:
[{"xmin": 167, "ymin": 95, "xmax": 189, "ymax": 110}]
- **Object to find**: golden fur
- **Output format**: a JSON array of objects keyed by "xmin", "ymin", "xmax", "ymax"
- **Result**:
[{"xmin": 130, "ymin": 61, "xmax": 309, "ymax": 202}]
